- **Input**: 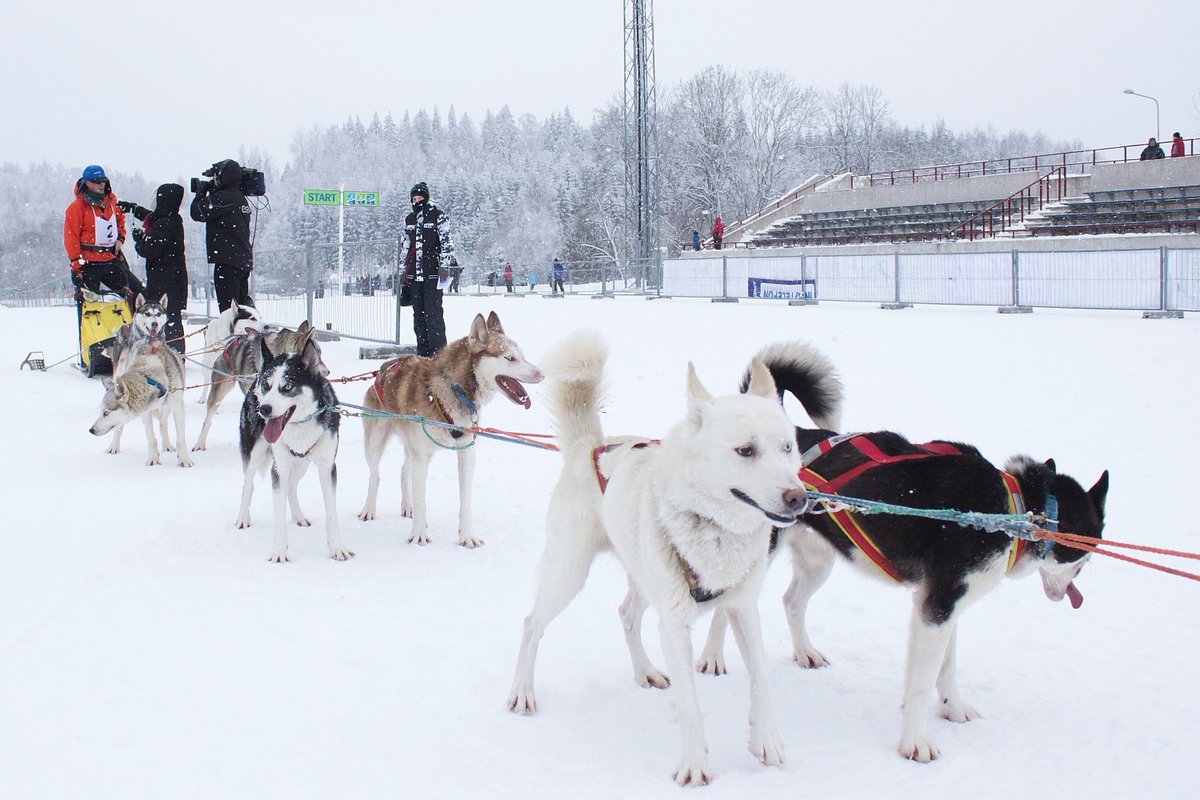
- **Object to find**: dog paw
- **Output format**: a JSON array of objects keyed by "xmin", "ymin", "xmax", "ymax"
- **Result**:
[
  {"xmin": 793, "ymin": 647, "xmax": 830, "ymax": 669},
  {"xmin": 177, "ymin": 456, "xmax": 194, "ymax": 468},
  {"xmin": 457, "ymin": 535, "xmax": 485, "ymax": 549},
  {"xmin": 898, "ymin": 736, "xmax": 940, "ymax": 763},
  {"xmin": 266, "ymin": 550, "xmax": 291, "ymax": 564},
  {"xmin": 106, "ymin": 446, "xmax": 120, "ymax": 455},
  {"xmin": 696, "ymin": 652, "xmax": 727, "ymax": 676},
  {"xmin": 146, "ymin": 455, "xmax": 161, "ymax": 466},
  {"xmin": 330, "ymin": 548, "xmax": 355, "ymax": 561},
  {"xmin": 164, "ymin": 442, "xmax": 176, "ymax": 453},
  {"xmin": 748, "ymin": 726, "xmax": 785, "ymax": 766},
  {"xmin": 357, "ymin": 508, "xmax": 376, "ymax": 522},
  {"xmin": 506, "ymin": 686, "xmax": 537, "ymax": 715},
  {"xmin": 939, "ymin": 698, "xmax": 981, "ymax": 724},
  {"xmin": 636, "ymin": 669, "xmax": 671, "ymax": 689},
  {"xmin": 294, "ymin": 516, "xmax": 312, "ymax": 528},
  {"xmin": 235, "ymin": 515, "xmax": 251, "ymax": 529},
  {"xmin": 672, "ymin": 759, "xmax": 712, "ymax": 787},
  {"xmin": 408, "ymin": 533, "xmax": 431, "ymax": 546},
  {"xmin": 400, "ymin": 506, "xmax": 413, "ymax": 518},
  {"xmin": 191, "ymin": 443, "xmax": 207, "ymax": 452}
]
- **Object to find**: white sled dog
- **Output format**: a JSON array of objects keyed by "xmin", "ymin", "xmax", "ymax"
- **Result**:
[
  {"xmin": 507, "ymin": 330, "xmax": 807, "ymax": 786},
  {"xmin": 89, "ymin": 310, "xmax": 193, "ymax": 468},
  {"xmin": 196, "ymin": 302, "xmax": 263, "ymax": 404},
  {"xmin": 236, "ymin": 331, "xmax": 352, "ymax": 563},
  {"xmin": 359, "ymin": 311, "xmax": 543, "ymax": 548}
]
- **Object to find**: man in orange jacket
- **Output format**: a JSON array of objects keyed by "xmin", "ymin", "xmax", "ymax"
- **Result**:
[{"xmin": 64, "ymin": 164, "xmax": 131, "ymax": 297}]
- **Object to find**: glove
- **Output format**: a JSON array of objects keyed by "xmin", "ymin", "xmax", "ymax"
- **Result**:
[
  {"xmin": 131, "ymin": 228, "xmax": 144, "ymax": 243},
  {"xmin": 70, "ymin": 268, "xmax": 83, "ymax": 288}
]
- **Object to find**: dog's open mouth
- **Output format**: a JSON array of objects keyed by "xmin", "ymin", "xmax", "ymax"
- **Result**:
[
  {"xmin": 730, "ymin": 488, "xmax": 802, "ymax": 525},
  {"xmin": 262, "ymin": 406, "xmax": 296, "ymax": 444},
  {"xmin": 496, "ymin": 375, "xmax": 531, "ymax": 409}
]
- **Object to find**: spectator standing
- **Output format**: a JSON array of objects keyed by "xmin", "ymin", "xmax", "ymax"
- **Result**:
[
  {"xmin": 130, "ymin": 183, "xmax": 189, "ymax": 354},
  {"xmin": 691, "ymin": 230, "xmax": 702, "ymax": 251},
  {"xmin": 190, "ymin": 159, "xmax": 253, "ymax": 311},
  {"xmin": 1140, "ymin": 138, "xmax": 1166, "ymax": 160},
  {"xmin": 529, "ymin": 268, "xmax": 538, "ymax": 293},
  {"xmin": 504, "ymin": 260, "xmax": 514, "ymax": 293},
  {"xmin": 711, "ymin": 215, "xmax": 724, "ymax": 250},
  {"xmin": 552, "ymin": 257, "xmax": 565, "ymax": 294},
  {"xmin": 1171, "ymin": 132, "xmax": 1186, "ymax": 158},
  {"xmin": 448, "ymin": 256, "xmax": 461, "ymax": 294},
  {"xmin": 401, "ymin": 181, "xmax": 454, "ymax": 357}
]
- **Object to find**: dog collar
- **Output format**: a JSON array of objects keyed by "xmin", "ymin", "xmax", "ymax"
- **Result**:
[
  {"xmin": 433, "ymin": 393, "xmax": 470, "ymax": 440},
  {"xmin": 669, "ymin": 540, "xmax": 724, "ymax": 604},
  {"xmin": 591, "ymin": 440, "xmax": 659, "ymax": 494},
  {"xmin": 144, "ymin": 375, "xmax": 167, "ymax": 398},
  {"xmin": 450, "ymin": 383, "xmax": 479, "ymax": 421}
]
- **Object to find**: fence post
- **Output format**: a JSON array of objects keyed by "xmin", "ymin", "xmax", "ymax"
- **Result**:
[
  {"xmin": 1012, "ymin": 249, "xmax": 1020, "ymax": 306},
  {"xmin": 894, "ymin": 252, "xmax": 901, "ymax": 304},
  {"xmin": 1160, "ymin": 246, "xmax": 1168, "ymax": 311},
  {"xmin": 722, "ymin": 255, "xmax": 729, "ymax": 299},
  {"xmin": 304, "ymin": 241, "xmax": 314, "ymax": 326},
  {"xmin": 395, "ymin": 233, "xmax": 405, "ymax": 343}
]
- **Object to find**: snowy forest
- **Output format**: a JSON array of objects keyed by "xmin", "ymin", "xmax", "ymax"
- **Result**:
[{"xmin": 1, "ymin": 67, "xmax": 1076, "ymax": 292}]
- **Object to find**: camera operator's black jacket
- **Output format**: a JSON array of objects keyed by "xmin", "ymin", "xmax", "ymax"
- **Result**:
[
  {"xmin": 189, "ymin": 159, "xmax": 253, "ymax": 270},
  {"xmin": 134, "ymin": 183, "xmax": 188, "ymax": 307},
  {"xmin": 401, "ymin": 200, "xmax": 454, "ymax": 282}
]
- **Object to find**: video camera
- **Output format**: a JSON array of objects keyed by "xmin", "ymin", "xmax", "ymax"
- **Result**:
[{"xmin": 191, "ymin": 162, "xmax": 267, "ymax": 197}]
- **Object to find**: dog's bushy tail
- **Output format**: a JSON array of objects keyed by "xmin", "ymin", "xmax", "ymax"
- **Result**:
[
  {"xmin": 544, "ymin": 329, "xmax": 607, "ymax": 459},
  {"xmin": 741, "ymin": 341, "xmax": 844, "ymax": 431}
]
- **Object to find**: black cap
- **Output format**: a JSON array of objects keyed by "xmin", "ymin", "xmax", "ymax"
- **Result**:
[{"xmin": 410, "ymin": 182, "xmax": 429, "ymax": 201}]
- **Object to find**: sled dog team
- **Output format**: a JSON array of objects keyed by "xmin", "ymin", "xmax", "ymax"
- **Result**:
[{"xmin": 87, "ymin": 301, "xmax": 1109, "ymax": 786}]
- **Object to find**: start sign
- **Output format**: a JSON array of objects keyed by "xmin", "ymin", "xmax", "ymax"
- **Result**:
[{"xmin": 303, "ymin": 189, "xmax": 342, "ymax": 206}]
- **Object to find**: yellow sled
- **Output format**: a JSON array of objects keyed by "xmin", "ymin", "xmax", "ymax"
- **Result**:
[{"xmin": 79, "ymin": 289, "xmax": 131, "ymax": 376}]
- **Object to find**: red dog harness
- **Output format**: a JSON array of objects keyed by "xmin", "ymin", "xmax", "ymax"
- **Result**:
[{"xmin": 799, "ymin": 435, "xmax": 1027, "ymax": 582}]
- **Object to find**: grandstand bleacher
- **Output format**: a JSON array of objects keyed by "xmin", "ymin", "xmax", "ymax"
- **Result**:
[{"xmin": 710, "ymin": 140, "xmax": 1200, "ymax": 250}]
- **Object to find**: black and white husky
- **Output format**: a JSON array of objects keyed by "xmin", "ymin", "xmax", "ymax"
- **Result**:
[
  {"xmin": 699, "ymin": 341, "xmax": 1109, "ymax": 763},
  {"xmin": 235, "ymin": 332, "xmax": 353, "ymax": 563}
]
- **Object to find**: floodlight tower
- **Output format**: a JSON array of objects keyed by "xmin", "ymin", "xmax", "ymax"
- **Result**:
[{"xmin": 624, "ymin": 0, "xmax": 659, "ymax": 274}]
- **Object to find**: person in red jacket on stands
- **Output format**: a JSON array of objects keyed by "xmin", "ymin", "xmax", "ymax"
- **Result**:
[
  {"xmin": 711, "ymin": 215, "xmax": 725, "ymax": 250},
  {"xmin": 1171, "ymin": 132, "xmax": 1186, "ymax": 158}
]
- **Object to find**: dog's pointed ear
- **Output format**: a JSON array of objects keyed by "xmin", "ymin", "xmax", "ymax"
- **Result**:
[
  {"xmin": 686, "ymin": 362, "xmax": 713, "ymax": 424},
  {"xmin": 300, "ymin": 338, "xmax": 322, "ymax": 373},
  {"xmin": 744, "ymin": 358, "xmax": 778, "ymax": 400},
  {"xmin": 158, "ymin": 295, "xmax": 168, "ymax": 310},
  {"xmin": 1088, "ymin": 470, "xmax": 1110, "ymax": 518},
  {"xmin": 259, "ymin": 334, "xmax": 274, "ymax": 365},
  {"xmin": 135, "ymin": 294, "xmax": 145, "ymax": 310},
  {"xmin": 486, "ymin": 311, "xmax": 504, "ymax": 335},
  {"xmin": 470, "ymin": 313, "xmax": 489, "ymax": 345},
  {"xmin": 1044, "ymin": 458, "xmax": 1057, "ymax": 474},
  {"xmin": 101, "ymin": 376, "xmax": 115, "ymax": 391},
  {"xmin": 297, "ymin": 320, "xmax": 311, "ymax": 335}
]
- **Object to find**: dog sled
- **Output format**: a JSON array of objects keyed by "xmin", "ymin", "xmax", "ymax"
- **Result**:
[{"xmin": 78, "ymin": 288, "xmax": 131, "ymax": 377}]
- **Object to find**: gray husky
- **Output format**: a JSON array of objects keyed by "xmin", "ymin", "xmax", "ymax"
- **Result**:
[
  {"xmin": 89, "ymin": 312, "xmax": 193, "ymax": 468},
  {"xmin": 235, "ymin": 330, "xmax": 352, "ymax": 563}
]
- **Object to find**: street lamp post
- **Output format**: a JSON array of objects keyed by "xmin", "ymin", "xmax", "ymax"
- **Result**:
[{"xmin": 1123, "ymin": 88, "xmax": 1160, "ymax": 142}]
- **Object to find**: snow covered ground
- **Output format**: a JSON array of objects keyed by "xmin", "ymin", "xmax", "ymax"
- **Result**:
[{"xmin": 1, "ymin": 296, "xmax": 1196, "ymax": 799}]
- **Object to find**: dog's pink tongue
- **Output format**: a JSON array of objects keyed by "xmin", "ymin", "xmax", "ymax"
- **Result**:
[
  {"xmin": 263, "ymin": 407, "xmax": 295, "ymax": 444},
  {"xmin": 1065, "ymin": 581, "xmax": 1083, "ymax": 609}
]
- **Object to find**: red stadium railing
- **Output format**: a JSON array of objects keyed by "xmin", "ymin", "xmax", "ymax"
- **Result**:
[
  {"xmin": 950, "ymin": 167, "xmax": 1066, "ymax": 241},
  {"xmin": 852, "ymin": 138, "xmax": 1195, "ymax": 189}
]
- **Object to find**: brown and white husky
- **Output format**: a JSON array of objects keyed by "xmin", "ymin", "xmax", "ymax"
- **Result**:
[{"xmin": 358, "ymin": 311, "xmax": 543, "ymax": 548}]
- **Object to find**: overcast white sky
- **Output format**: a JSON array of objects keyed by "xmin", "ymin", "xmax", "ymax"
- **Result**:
[{"xmin": 5, "ymin": 0, "xmax": 1197, "ymax": 183}]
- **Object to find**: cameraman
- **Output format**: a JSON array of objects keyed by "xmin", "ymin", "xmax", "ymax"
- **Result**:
[
  {"xmin": 189, "ymin": 159, "xmax": 253, "ymax": 311},
  {"xmin": 123, "ymin": 184, "xmax": 189, "ymax": 354}
]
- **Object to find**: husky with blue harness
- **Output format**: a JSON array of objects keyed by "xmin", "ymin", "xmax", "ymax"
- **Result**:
[
  {"xmin": 87, "ymin": 316, "xmax": 193, "ymax": 468},
  {"xmin": 697, "ymin": 341, "xmax": 1109, "ymax": 764}
]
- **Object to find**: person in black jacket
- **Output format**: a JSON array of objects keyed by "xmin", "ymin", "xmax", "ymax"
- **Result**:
[
  {"xmin": 129, "ymin": 183, "xmax": 189, "ymax": 353},
  {"xmin": 401, "ymin": 182, "xmax": 455, "ymax": 356},
  {"xmin": 1139, "ymin": 137, "xmax": 1166, "ymax": 160},
  {"xmin": 190, "ymin": 159, "xmax": 253, "ymax": 311}
]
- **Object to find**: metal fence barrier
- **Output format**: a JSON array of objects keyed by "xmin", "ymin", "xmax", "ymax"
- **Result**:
[{"xmin": 663, "ymin": 248, "xmax": 1200, "ymax": 313}]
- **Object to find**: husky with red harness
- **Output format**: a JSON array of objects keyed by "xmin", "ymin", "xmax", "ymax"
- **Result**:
[{"xmin": 696, "ymin": 341, "xmax": 1109, "ymax": 764}]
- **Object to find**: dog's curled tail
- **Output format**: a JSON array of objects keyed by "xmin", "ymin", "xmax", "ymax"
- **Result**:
[
  {"xmin": 544, "ymin": 329, "xmax": 608, "ymax": 458},
  {"xmin": 741, "ymin": 341, "xmax": 844, "ymax": 431}
]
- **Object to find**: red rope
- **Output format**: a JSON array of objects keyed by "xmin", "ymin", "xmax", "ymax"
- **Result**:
[{"xmin": 1032, "ymin": 528, "xmax": 1200, "ymax": 582}]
